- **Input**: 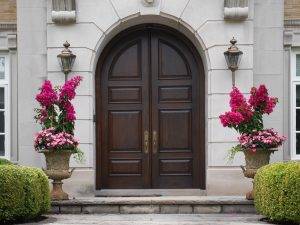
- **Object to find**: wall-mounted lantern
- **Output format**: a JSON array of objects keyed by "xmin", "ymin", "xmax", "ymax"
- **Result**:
[
  {"xmin": 57, "ymin": 41, "xmax": 76, "ymax": 78},
  {"xmin": 224, "ymin": 37, "xmax": 243, "ymax": 86}
]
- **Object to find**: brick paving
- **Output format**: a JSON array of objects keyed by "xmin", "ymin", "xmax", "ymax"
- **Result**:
[{"xmin": 19, "ymin": 214, "xmax": 270, "ymax": 225}]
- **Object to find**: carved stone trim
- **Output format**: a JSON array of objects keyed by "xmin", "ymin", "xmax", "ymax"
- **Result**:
[
  {"xmin": 52, "ymin": 0, "xmax": 75, "ymax": 11},
  {"xmin": 142, "ymin": 0, "xmax": 154, "ymax": 6},
  {"xmin": 284, "ymin": 19, "xmax": 300, "ymax": 28},
  {"xmin": 52, "ymin": 11, "xmax": 76, "ymax": 24},
  {"xmin": 52, "ymin": 0, "xmax": 76, "ymax": 24},
  {"xmin": 7, "ymin": 34, "xmax": 17, "ymax": 50},
  {"xmin": 224, "ymin": 0, "xmax": 248, "ymax": 20},
  {"xmin": 0, "ymin": 23, "xmax": 17, "ymax": 31}
]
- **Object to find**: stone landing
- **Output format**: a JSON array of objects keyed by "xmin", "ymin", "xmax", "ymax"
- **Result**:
[{"xmin": 51, "ymin": 196, "xmax": 255, "ymax": 214}]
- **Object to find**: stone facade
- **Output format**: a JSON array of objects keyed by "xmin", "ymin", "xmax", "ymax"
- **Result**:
[{"xmin": 13, "ymin": 0, "xmax": 288, "ymax": 197}]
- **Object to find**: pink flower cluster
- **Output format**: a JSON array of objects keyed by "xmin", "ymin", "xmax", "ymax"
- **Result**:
[
  {"xmin": 59, "ymin": 76, "xmax": 82, "ymax": 101},
  {"xmin": 35, "ymin": 81, "xmax": 57, "ymax": 108},
  {"xmin": 249, "ymin": 85, "xmax": 278, "ymax": 114},
  {"xmin": 59, "ymin": 76, "xmax": 82, "ymax": 122},
  {"xmin": 219, "ymin": 85, "xmax": 277, "ymax": 128},
  {"xmin": 238, "ymin": 129, "xmax": 286, "ymax": 152},
  {"xmin": 219, "ymin": 111, "xmax": 244, "ymax": 127},
  {"xmin": 219, "ymin": 87, "xmax": 253, "ymax": 127},
  {"xmin": 35, "ymin": 76, "xmax": 82, "ymax": 123},
  {"xmin": 34, "ymin": 128, "xmax": 78, "ymax": 151}
]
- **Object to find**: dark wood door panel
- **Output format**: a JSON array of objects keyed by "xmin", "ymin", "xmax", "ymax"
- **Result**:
[
  {"xmin": 159, "ymin": 110, "xmax": 192, "ymax": 152},
  {"xmin": 97, "ymin": 30, "xmax": 150, "ymax": 189},
  {"xmin": 108, "ymin": 87, "xmax": 142, "ymax": 104},
  {"xmin": 96, "ymin": 25, "xmax": 205, "ymax": 190},
  {"xmin": 108, "ymin": 110, "xmax": 142, "ymax": 152},
  {"xmin": 158, "ymin": 39, "xmax": 191, "ymax": 79},
  {"xmin": 158, "ymin": 86, "xmax": 192, "ymax": 103},
  {"xmin": 109, "ymin": 40, "xmax": 142, "ymax": 80},
  {"xmin": 150, "ymin": 29, "xmax": 204, "ymax": 189}
]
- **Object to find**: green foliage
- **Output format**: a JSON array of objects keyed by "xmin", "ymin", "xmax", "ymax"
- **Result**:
[
  {"xmin": 254, "ymin": 161, "xmax": 300, "ymax": 224},
  {"xmin": 231, "ymin": 111, "xmax": 264, "ymax": 134},
  {"xmin": 73, "ymin": 147, "xmax": 85, "ymax": 163},
  {"xmin": 0, "ymin": 158, "xmax": 13, "ymax": 166},
  {"xmin": 227, "ymin": 145, "xmax": 242, "ymax": 162},
  {"xmin": 0, "ymin": 165, "xmax": 50, "ymax": 223}
]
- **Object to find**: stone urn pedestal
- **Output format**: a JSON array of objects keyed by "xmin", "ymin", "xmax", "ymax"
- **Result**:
[
  {"xmin": 241, "ymin": 149, "xmax": 276, "ymax": 200},
  {"xmin": 41, "ymin": 150, "xmax": 74, "ymax": 201}
]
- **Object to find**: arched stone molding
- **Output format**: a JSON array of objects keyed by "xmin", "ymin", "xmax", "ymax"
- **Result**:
[{"xmin": 91, "ymin": 14, "xmax": 210, "ymax": 77}]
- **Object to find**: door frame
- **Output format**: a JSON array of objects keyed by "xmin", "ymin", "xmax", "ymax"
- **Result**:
[{"xmin": 95, "ymin": 24, "xmax": 206, "ymax": 190}]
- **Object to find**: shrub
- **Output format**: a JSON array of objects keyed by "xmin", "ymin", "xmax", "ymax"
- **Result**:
[
  {"xmin": 254, "ymin": 161, "xmax": 300, "ymax": 223},
  {"xmin": 0, "ymin": 158, "xmax": 12, "ymax": 166},
  {"xmin": 0, "ymin": 165, "xmax": 50, "ymax": 223}
]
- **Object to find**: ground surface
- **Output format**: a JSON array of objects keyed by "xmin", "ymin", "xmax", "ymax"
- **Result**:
[{"xmin": 19, "ymin": 214, "xmax": 271, "ymax": 225}]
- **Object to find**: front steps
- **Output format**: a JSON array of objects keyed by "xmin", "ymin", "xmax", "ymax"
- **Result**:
[{"xmin": 51, "ymin": 196, "xmax": 255, "ymax": 214}]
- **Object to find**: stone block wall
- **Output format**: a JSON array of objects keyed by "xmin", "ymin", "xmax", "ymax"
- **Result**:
[
  {"xmin": 253, "ymin": 0, "xmax": 285, "ymax": 162},
  {"xmin": 0, "ymin": 0, "xmax": 16, "ymax": 23},
  {"xmin": 285, "ymin": 0, "xmax": 300, "ymax": 20},
  {"xmin": 17, "ymin": 1, "xmax": 47, "ymax": 167}
]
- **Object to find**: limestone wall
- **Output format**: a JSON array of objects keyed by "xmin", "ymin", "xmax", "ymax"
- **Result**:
[{"xmin": 253, "ymin": 0, "xmax": 285, "ymax": 162}]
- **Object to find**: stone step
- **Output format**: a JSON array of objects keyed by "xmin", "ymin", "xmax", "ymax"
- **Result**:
[{"xmin": 51, "ymin": 196, "xmax": 255, "ymax": 214}]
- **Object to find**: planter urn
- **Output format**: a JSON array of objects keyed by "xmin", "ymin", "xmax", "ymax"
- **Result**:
[
  {"xmin": 241, "ymin": 149, "xmax": 276, "ymax": 200},
  {"xmin": 41, "ymin": 150, "xmax": 74, "ymax": 200}
]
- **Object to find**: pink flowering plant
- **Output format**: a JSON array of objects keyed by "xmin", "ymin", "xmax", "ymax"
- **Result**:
[
  {"xmin": 34, "ymin": 76, "xmax": 84, "ymax": 161},
  {"xmin": 219, "ymin": 85, "xmax": 286, "ymax": 159}
]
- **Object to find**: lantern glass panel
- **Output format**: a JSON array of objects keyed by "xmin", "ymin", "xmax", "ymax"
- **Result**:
[
  {"xmin": 237, "ymin": 52, "xmax": 243, "ymax": 67},
  {"xmin": 70, "ymin": 56, "xmax": 75, "ymax": 69}
]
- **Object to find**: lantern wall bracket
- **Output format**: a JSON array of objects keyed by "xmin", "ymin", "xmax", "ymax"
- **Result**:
[
  {"xmin": 57, "ymin": 41, "xmax": 76, "ymax": 81},
  {"xmin": 224, "ymin": 37, "xmax": 243, "ymax": 86}
]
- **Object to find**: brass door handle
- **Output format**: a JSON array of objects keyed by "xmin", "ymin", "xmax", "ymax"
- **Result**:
[
  {"xmin": 144, "ymin": 131, "xmax": 149, "ymax": 154},
  {"xmin": 153, "ymin": 131, "xmax": 157, "ymax": 154}
]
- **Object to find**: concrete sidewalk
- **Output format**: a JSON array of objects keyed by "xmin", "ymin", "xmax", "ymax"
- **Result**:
[{"xmin": 19, "ymin": 214, "xmax": 270, "ymax": 225}]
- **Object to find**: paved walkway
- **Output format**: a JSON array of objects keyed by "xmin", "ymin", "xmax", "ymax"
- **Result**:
[{"xmin": 20, "ymin": 214, "xmax": 271, "ymax": 225}]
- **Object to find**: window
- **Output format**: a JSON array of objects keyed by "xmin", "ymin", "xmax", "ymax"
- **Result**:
[
  {"xmin": 0, "ymin": 55, "xmax": 10, "ymax": 159},
  {"xmin": 291, "ymin": 51, "xmax": 300, "ymax": 159}
]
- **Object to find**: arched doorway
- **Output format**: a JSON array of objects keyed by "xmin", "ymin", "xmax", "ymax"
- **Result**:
[{"xmin": 95, "ymin": 24, "xmax": 205, "ymax": 189}]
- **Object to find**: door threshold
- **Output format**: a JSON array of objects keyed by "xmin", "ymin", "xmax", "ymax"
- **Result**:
[{"xmin": 95, "ymin": 189, "xmax": 206, "ymax": 197}]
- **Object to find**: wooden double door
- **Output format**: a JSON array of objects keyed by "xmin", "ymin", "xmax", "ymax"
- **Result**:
[{"xmin": 96, "ymin": 25, "xmax": 205, "ymax": 189}]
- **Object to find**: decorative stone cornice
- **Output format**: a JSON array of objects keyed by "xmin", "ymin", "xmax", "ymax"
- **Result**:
[
  {"xmin": 0, "ymin": 23, "xmax": 17, "ymax": 31},
  {"xmin": 52, "ymin": 11, "xmax": 76, "ymax": 24},
  {"xmin": 7, "ymin": 34, "xmax": 17, "ymax": 50},
  {"xmin": 284, "ymin": 19, "xmax": 300, "ymax": 28},
  {"xmin": 284, "ymin": 28, "xmax": 300, "ymax": 47},
  {"xmin": 224, "ymin": 0, "xmax": 248, "ymax": 20},
  {"xmin": 142, "ymin": 0, "xmax": 155, "ymax": 6},
  {"xmin": 284, "ymin": 30, "xmax": 294, "ymax": 46},
  {"xmin": 51, "ymin": 0, "xmax": 76, "ymax": 24}
]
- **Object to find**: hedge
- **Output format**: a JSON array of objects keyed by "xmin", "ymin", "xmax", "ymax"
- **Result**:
[
  {"xmin": 0, "ymin": 158, "xmax": 13, "ymax": 166},
  {"xmin": 0, "ymin": 165, "xmax": 50, "ymax": 223},
  {"xmin": 254, "ymin": 161, "xmax": 300, "ymax": 223}
]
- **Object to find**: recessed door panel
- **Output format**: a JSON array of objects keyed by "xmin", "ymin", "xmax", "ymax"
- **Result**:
[
  {"xmin": 159, "ymin": 110, "xmax": 192, "ymax": 151},
  {"xmin": 108, "ymin": 110, "xmax": 142, "ymax": 152},
  {"xmin": 109, "ymin": 41, "xmax": 142, "ymax": 80}
]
